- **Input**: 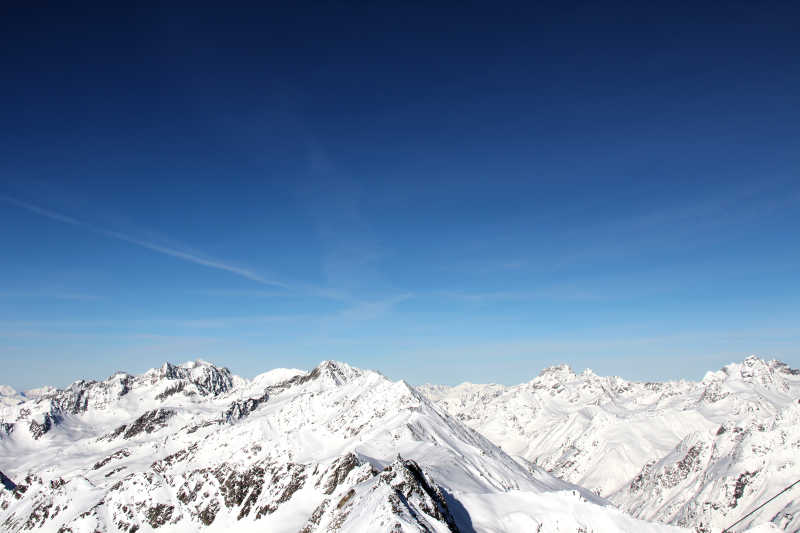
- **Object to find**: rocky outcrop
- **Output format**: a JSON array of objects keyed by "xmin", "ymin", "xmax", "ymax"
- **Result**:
[
  {"xmin": 0, "ymin": 471, "xmax": 15, "ymax": 491},
  {"xmin": 151, "ymin": 361, "xmax": 234, "ymax": 396},
  {"xmin": 302, "ymin": 457, "xmax": 459, "ymax": 533},
  {"xmin": 28, "ymin": 413, "xmax": 59, "ymax": 440},
  {"xmin": 224, "ymin": 391, "xmax": 269, "ymax": 422},
  {"xmin": 93, "ymin": 449, "xmax": 131, "ymax": 470},
  {"xmin": 107, "ymin": 408, "xmax": 176, "ymax": 440}
]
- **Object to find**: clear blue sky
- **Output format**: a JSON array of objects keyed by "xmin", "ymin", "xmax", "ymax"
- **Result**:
[{"xmin": 2, "ymin": 4, "xmax": 799, "ymax": 390}]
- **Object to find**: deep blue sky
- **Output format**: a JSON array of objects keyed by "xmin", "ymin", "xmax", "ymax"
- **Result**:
[{"xmin": 2, "ymin": 3, "xmax": 799, "ymax": 390}]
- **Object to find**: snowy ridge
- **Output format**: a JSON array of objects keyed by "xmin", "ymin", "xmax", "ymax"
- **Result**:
[
  {"xmin": 0, "ymin": 360, "xmax": 683, "ymax": 532},
  {"xmin": 418, "ymin": 355, "xmax": 800, "ymax": 531}
]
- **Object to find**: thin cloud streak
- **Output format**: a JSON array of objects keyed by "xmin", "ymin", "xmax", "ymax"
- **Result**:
[
  {"xmin": 0, "ymin": 290, "xmax": 98, "ymax": 301},
  {"xmin": 186, "ymin": 289, "xmax": 285, "ymax": 298},
  {"xmin": 1, "ymin": 196, "xmax": 81, "ymax": 225},
  {"xmin": 97, "ymin": 228, "xmax": 286, "ymax": 287},
  {"xmin": 186, "ymin": 287, "xmax": 355, "ymax": 303},
  {"xmin": 2, "ymin": 196, "xmax": 286, "ymax": 288},
  {"xmin": 330, "ymin": 293, "xmax": 414, "ymax": 322}
]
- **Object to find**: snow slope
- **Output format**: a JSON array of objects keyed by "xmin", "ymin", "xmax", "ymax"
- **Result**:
[
  {"xmin": 418, "ymin": 356, "xmax": 800, "ymax": 531},
  {"xmin": 0, "ymin": 360, "xmax": 683, "ymax": 532}
]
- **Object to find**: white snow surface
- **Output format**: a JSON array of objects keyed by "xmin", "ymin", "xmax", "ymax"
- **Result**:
[
  {"xmin": 0, "ymin": 359, "xmax": 685, "ymax": 532},
  {"xmin": 250, "ymin": 367, "xmax": 308, "ymax": 388},
  {"xmin": 0, "ymin": 385, "xmax": 27, "ymax": 408},
  {"xmin": 418, "ymin": 355, "xmax": 800, "ymax": 532}
]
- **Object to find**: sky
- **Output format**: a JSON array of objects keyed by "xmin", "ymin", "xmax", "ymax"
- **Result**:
[{"xmin": 2, "ymin": 3, "xmax": 799, "ymax": 390}]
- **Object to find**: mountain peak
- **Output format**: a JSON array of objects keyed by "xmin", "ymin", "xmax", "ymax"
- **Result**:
[
  {"xmin": 537, "ymin": 363, "xmax": 576, "ymax": 381},
  {"xmin": 699, "ymin": 355, "xmax": 787, "ymax": 384},
  {"xmin": 715, "ymin": 355, "xmax": 788, "ymax": 383},
  {"xmin": 148, "ymin": 359, "xmax": 235, "ymax": 396},
  {"xmin": 309, "ymin": 360, "xmax": 364, "ymax": 385}
]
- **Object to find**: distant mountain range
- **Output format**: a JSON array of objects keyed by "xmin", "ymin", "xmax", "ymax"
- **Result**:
[
  {"xmin": 419, "ymin": 355, "xmax": 800, "ymax": 532},
  {"xmin": 1, "ymin": 356, "xmax": 796, "ymax": 532}
]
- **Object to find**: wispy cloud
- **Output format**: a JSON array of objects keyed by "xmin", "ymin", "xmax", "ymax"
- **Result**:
[
  {"xmin": 175, "ymin": 314, "xmax": 311, "ymax": 328},
  {"xmin": 97, "ymin": 228, "xmax": 285, "ymax": 287},
  {"xmin": 433, "ymin": 283, "xmax": 625, "ymax": 303},
  {"xmin": 185, "ymin": 286, "xmax": 353, "ymax": 302},
  {"xmin": 330, "ymin": 293, "xmax": 414, "ymax": 322},
  {"xmin": 1, "ymin": 196, "xmax": 80, "ymax": 225},
  {"xmin": 0, "ymin": 290, "xmax": 98, "ymax": 301},
  {"xmin": 2, "ymin": 196, "xmax": 286, "ymax": 288},
  {"xmin": 186, "ymin": 289, "xmax": 285, "ymax": 298}
]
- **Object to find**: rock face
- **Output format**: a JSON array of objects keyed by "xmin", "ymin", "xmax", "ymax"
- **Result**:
[
  {"xmin": 0, "ymin": 470, "xmax": 14, "ymax": 491},
  {"xmin": 419, "ymin": 355, "xmax": 800, "ymax": 531},
  {"xmin": 0, "ymin": 360, "xmax": 682, "ymax": 532},
  {"xmin": 301, "ymin": 457, "xmax": 460, "ymax": 532}
]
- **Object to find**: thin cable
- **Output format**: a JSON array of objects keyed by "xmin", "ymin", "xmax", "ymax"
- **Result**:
[{"xmin": 721, "ymin": 477, "xmax": 800, "ymax": 532}]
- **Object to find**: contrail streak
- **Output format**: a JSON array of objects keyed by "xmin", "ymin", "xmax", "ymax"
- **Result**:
[{"xmin": 2, "ymin": 195, "xmax": 286, "ymax": 288}]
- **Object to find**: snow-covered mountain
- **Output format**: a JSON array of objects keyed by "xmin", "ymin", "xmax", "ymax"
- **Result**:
[
  {"xmin": 418, "ymin": 356, "xmax": 800, "ymax": 532},
  {"xmin": 0, "ymin": 360, "xmax": 683, "ymax": 532},
  {"xmin": 0, "ymin": 385, "xmax": 26, "ymax": 410}
]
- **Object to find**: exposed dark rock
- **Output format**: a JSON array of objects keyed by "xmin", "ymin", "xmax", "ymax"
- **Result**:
[
  {"xmin": 105, "ymin": 466, "xmax": 127, "ymax": 478},
  {"xmin": 301, "ymin": 500, "xmax": 329, "ymax": 533},
  {"xmin": 276, "ymin": 463, "xmax": 306, "ymax": 504},
  {"xmin": 337, "ymin": 488, "xmax": 355, "ymax": 509},
  {"xmin": 198, "ymin": 501, "xmax": 219, "ymax": 525},
  {"xmin": 669, "ymin": 444, "xmax": 704, "ymax": 486},
  {"xmin": 0, "ymin": 422, "xmax": 13, "ymax": 439},
  {"xmin": 112, "ymin": 409, "xmax": 175, "ymax": 439},
  {"xmin": 145, "ymin": 503, "xmax": 174, "ymax": 528},
  {"xmin": 699, "ymin": 382, "xmax": 729, "ymax": 403},
  {"xmin": 731, "ymin": 471, "xmax": 757, "ymax": 508},
  {"xmin": 155, "ymin": 381, "xmax": 187, "ymax": 401},
  {"xmin": 0, "ymin": 470, "xmax": 15, "ymax": 491},
  {"xmin": 383, "ymin": 458, "xmax": 460, "ymax": 532},
  {"xmin": 151, "ymin": 445, "xmax": 196, "ymax": 473},
  {"xmin": 48, "ymin": 381, "xmax": 95, "ymax": 414},
  {"xmin": 261, "ymin": 463, "xmax": 307, "ymax": 517},
  {"xmin": 224, "ymin": 391, "xmax": 269, "ymax": 422},
  {"xmin": 319, "ymin": 453, "xmax": 361, "ymax": 495},
  {"xmin": 23, "ymin": 500, "xmax": 55, "ymax": 529},
  {"xmin": 156, "ymin": 362, "xmax": 234, "ymax": 396},
  {"xmin": 631, "ymin": 443, "xmax": 706, "ymax": 492},
  {"xmin": 101, "ymin": 423, "xmax": 129, "ymax": 441},
  {"xmin": 117, "ymin": 374, "xmax": 134, "ymax": 396},
  {"xmin": 780, "ymin": 364, "xmax": 800, "ymax": 375},
  {"xmin": 215, "ymin": 464, "xmax": 265, "ymax": 511},
  {"xmin": 29, "ymin": 412, "xmax": 60, "ymax": 440},
  {"xmin": 186, "ymin": 419, "xmax": 220, "ymax": 434},
  {"xmin": 93, "ymin": 449, "xmax": 131, "ymax": 470}
]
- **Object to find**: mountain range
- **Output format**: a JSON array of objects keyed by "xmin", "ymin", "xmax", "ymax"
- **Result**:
[
  {"xmin": 419, "ymin": 356, "xmax": 800, "ymax": 532},
  {"xmin": 1, "ymin": 356, "xmax": 797, "ymax": 532}
]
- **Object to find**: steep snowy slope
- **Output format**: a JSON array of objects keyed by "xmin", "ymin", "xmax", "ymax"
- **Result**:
[
  {"xmin": 617, "ymin": 401, "xmax": 800, "ymax": 531},
  {"xmin": 0, "ymin": 360, "xmax": 682, "ymax": 532},
  {"xmin": 419, "ymin": 356, "xmax": 800, "ymax": 531}
]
